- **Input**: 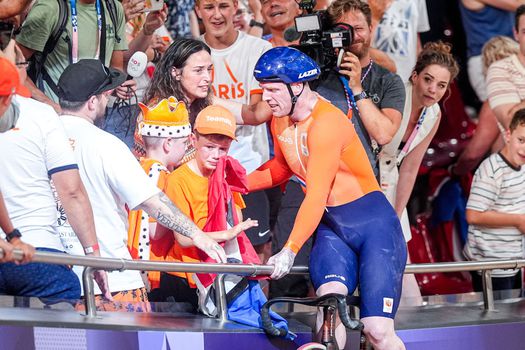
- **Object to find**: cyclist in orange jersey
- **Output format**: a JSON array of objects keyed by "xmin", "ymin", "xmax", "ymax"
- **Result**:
[{"xmin": 249, "ymin": 47, "xmax": 407, "ymax": 350}]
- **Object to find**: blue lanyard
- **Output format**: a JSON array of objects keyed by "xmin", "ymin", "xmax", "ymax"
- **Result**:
[
  {"xmin": 340, "ymin": 75, "xmax": 358, "ymax": 114},
  {"xmin": 338, "ymin": 60, "xmax": 373, "ymax": 115},
  {"xmin": 69, "ymin": 0, "xmax": 103, "ymax": 63}
]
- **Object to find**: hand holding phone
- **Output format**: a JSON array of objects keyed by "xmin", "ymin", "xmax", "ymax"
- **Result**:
[{"xmin": 144, "ymin": 0, "xmax": 163, "ymax": 12}]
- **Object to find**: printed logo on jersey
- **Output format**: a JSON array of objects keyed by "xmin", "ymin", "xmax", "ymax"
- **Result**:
[
  {"xmin": 211, "ymin": 61, "xmax": 246, "ymax": 100},
  {"xmin": 383, "ymin": 297, "xmax": 394, "ymax": 313},
  {"xmin": 278, "ymin": 134, "xmax": 293, "ymax": 145}
]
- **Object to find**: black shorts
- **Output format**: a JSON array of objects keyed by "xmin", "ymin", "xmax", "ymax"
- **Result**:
[
  {"xmin": 241, "ymin": 190, "xmax": 271, "ymax": 246},
  {"xmin": 148, "ymin": 273, "xmax": 198, "ymax": 313}
]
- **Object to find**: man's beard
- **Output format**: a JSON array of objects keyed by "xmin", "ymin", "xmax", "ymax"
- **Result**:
[{"xmin": 347, "ymin": 39, "xmax": 370, "ymax": 59}]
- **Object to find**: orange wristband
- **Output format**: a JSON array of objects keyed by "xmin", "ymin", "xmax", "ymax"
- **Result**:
[{"xmin": 284, "ymin": 241, "xmax": 300, "ymax": 255}]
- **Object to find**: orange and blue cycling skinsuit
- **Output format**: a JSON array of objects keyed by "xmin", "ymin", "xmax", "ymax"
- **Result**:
[{"xmin": 248, "ymin": 97, "xmax": 407, "ymax": 319}]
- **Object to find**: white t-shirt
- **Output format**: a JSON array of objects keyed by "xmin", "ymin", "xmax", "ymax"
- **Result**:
[
  {"xmin": 373, "ymin": 0, "xmax": 430, "ymax": 82},
  {"xmin": 59, "ymin": 115, "xmax": 160, "ymax": 293},
  {"xmin": 487, "ymin": 54, "xmax": 525, "ymax": 111},
  {"xmin": 0, "ymin": 96, "xmax": 77, "ymax": 251},
  {"xmin": 202, "ymin": 31, "xmax": 272, "ymax": 172}
]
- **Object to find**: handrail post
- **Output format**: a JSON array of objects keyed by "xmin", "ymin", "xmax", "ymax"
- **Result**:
[
  {"xmin": 214, "ymin": 274, "xmax": 228, "ymax": 322},
  {"xmin": 82, "ymin": 266, "xmax": 97, "ymax": 318},
  {"xmin": 482, "ymin": 269, "xmax": 495, "ymax": 311}
]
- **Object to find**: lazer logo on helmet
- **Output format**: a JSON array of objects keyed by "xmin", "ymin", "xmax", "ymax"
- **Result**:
[{"xmin": 298, "ymin": 69, "xmax": 318, "ymax": 79}]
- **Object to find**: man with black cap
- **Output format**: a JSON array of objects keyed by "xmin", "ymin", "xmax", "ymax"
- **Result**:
[
  {"xmin": 0, "ymin": 57, "xmax": 109, "ymax": 302},
  {"xmin": 57, "ymin": 59, "xmax": 233, "ymax": 310}
]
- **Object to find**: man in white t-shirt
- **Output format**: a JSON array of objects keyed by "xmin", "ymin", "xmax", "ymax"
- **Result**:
[
  {"xmin": 0, "ymin": 57, "xmax": 109, "ymax": 302},
  {"xmin": 195, "ymin": 0, "xmax": 275, "ymax": 253},
  {"xmin": 56, "ymin": 59, "xmax": 229, "ymax": 310}
]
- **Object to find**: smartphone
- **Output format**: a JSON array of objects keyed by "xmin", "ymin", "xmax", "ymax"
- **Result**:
[
  {"xmin": 144, "ymin": 0, "xmax": 163, "ymax": 12},
  {"xmin": 0, "ymin": 21, "xmax": 14, "ymax": 51}
]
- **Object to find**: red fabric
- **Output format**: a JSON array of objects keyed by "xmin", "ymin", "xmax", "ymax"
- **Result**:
[
  {"xmin": 196, "ymin": 156, "xmax": 261, "ymax": 288},
  {"xmin": 408, "ymin": 214, "xmax": 472, "ymax": 295}
]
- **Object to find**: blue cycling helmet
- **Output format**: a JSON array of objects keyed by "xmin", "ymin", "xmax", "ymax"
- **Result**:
[{"xmin": 254, "ymin": 47, "xmax": 321, "ymax": 84}]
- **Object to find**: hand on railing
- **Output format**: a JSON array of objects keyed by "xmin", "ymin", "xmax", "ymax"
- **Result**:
[
  {"xmin": 94, "ymin": 270, "xmax": 113, "ymax": 301},
  {"xmin": 0, "ymin": 242, "xmax": 34, "ymax": 264},
  {"xmin": 0, "ymin": 241, "xmax": 14, "ymax": 263},
  {"xmin": 267, "ymin": 247, "xmax": 296, "ymax": 279},
  {"xmin": 8, "ymin": 237, "xmax": 35, "ymax": 264}
]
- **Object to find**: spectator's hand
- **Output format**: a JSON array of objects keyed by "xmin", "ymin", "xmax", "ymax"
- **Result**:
[
  {"xmin": 248, "ymin": 0, "xmax": 262, "ymax": 18},
  {"xmin": 225, "ymin": 218, "xmax": 258, "ymax": 240},
  {"xmin": 9, "ymin": 237, "xmax": 35, "ymax": 264},
  {"xmin": 93, "ymin": 270, "xmax": 113, "ymax": 301},
  {"xmin": 338, "ymin": 51, "xmax": 363, "ymax": 92},
  {"xmin": 114, "ymin": 79, "xmax": 137, "ymax": 100},
  {"xmin": 143, "ymin": 5, "xmax": 168, "ymax": 36},
  {"xmin": 150, "ymin": 34, "xmax": 169, "ymax": 53},
  {"xmin": 122, "ymin": 0, "xmax": 145, "ymax": 22},
  {"xmin": 267, "ymin": 247, "xmax": 296, "ymax": 279},
  {"xmin": 193, "ymin": 233, "xmax": 227, "ymax": 263},
  {"xmin": 0, "ymin": 239, "xmax": 14, "ymax": 263}
]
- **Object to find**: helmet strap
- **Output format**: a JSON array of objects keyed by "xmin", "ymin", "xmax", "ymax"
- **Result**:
[{"xmin": 286, "ymin": 83, "xmax": 306, "ymax": 116}]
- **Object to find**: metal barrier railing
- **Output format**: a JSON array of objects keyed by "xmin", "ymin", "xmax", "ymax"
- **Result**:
[{"xmin": 1, "ymin": 248, "xmax": 524, "ymax": 319}]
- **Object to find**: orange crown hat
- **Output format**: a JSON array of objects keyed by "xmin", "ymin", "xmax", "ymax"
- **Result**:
[{"xmin": 138, "ymin": 96, "xmax": 191, "ymax": 138}]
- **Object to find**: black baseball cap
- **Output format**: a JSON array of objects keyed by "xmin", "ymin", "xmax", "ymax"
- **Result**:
[{"xmin": 57, "ymin": 59, "xmax": 126, "ymax": 102}]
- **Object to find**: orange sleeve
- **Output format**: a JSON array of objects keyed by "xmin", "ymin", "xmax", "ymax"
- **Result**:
[
  {"xmin": 284, "ymin": 115, "xmax": 345, "ymax": 254},
  {"xmin": 233, "ymin": 192, "xmax": 246, "ymax": 210},
  {"xmin": 247, "ymin": 120, "xmax": 294, "ymax": 191},
  {"xmin": 164, "ymin": 176, "xmax": 192, "ymax": 219}
]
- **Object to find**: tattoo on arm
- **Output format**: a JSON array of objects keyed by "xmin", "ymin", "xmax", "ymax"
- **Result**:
[{"xmin": 155, "ymin": 193, "xmax": 199, "ymax": 238}]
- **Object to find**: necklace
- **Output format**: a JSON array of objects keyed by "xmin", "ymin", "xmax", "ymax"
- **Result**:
[{"xmin": 360, "ymin": 59, "xmax": 373, "ymax": 83}]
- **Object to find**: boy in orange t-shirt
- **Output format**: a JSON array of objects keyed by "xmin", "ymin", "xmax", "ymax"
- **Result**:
[{"xmin": 164, "ymin": 105, "xmax": 258, "ymax": 315}]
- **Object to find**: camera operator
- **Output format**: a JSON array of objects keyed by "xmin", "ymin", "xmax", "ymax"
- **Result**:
[{"xmin": 314, "ymin": 0, "xmax": 405, "ymax": 178}]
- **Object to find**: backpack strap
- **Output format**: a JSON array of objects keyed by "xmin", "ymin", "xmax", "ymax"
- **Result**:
[
  {"xmin": 29, "ymin": 0, "xmax": 69, "ymax": 93},
  {"xmin": 105, "ymin": 0, "xmax": 121, "ymax": 44}
]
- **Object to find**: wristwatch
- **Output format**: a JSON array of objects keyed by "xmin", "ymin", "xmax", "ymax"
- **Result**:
[
  {"xmin": 353, "ymin": 91, "xmax": 369, "ymax": 102},
  {"xmin": 249, "ymin": 19, "xmax": 265, "ymax": 29},
  {"xmin": 6, "ymin": 228, "xmax": 22, "ymax": 242}
]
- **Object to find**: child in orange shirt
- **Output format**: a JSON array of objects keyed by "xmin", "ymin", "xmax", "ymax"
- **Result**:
[
  {"xmin": 164, "ymin": 105, "xmax": 259, "ymax": 316},
  {"xmin": 127, "ymin": 96, "xmax": 192, "ymax": 293}
]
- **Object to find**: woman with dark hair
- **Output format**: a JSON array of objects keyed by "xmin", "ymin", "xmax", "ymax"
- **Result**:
[
  {"xmin": 134, "ymin": 38, "xmax": 213, "ymax": 157},
  {"xmin": 379, "ymin": 41, "xmax": 460, "ymax": 305}
]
